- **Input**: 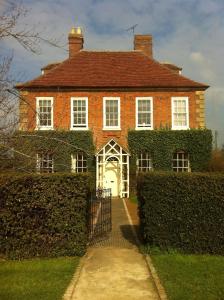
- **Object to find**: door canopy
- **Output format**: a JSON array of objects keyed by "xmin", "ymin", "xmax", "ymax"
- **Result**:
[{"xmin": 96, "ymin": 139, "xmax": 129, "ymax": 198}]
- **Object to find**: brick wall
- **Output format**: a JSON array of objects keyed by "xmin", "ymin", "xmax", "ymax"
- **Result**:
[{"xmin": 19, "ymin": 90, "xmax": 205, "ymax": 150}]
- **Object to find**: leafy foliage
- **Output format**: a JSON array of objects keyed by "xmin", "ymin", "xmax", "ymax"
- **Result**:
[
  {"xmin": 208, "ymin": 150, "xmax": 224, "ymax": 172},
  {"xmin": 128, "ymin": 129, "xmax": 212, "ymax": 171},
  {"xmin": 138, "ymin": 172, "xmax": 224, "ymax": 254},
  {"xmin": 1, "ymin": 130, "xmax": 95, "ymax": 174},
  {"xmin": 0, "ymin": 173, "xmax": 90, "ymax": 259}
]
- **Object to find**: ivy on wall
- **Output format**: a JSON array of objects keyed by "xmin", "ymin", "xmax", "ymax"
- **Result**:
[
  {"xmin": 128, "ymin": 129, "xmax": 212, "ymax": 190},
  {"xmin": 8, "ymin": 130, "xmax": 95, "ymax": 175}
]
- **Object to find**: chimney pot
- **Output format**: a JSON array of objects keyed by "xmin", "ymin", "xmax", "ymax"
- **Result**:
[
  {"xmin": 68, "ymin": 27, "xmax": 84, "ymax": 58},
  {"xmin": 134, "ymin": 34, "xmax": 153, "ymax": 58}
]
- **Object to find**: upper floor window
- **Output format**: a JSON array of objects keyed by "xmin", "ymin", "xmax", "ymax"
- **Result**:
[
  {"xmin": 37, "ymin": 152, "xmax": 54, "ymax": 173},
  {"xmin": 137, "ymin": 152, "xmax": 153, "ymax": 172},
  {"xmin": 172, "ymin": 151, "xmax": 190, "ymax": 172},
  {"xmin": 36, "ymin": 97, "xmax": 53, "ymax": 130},
  {"xmin": 171, "ymin": 97, "xmax": 189, "ymax": 130},
  {"xmin": 71, "ymin": 97, "xmax": 88, "ymax": 130},
  {"xmin": 71, "ymin": 152, "xmax": 88, "ymax": 173},
  {"xmin": 103, "ymin": 97, "xmax": 120, "ymax": 130},
  {"xmin": 136, "ymin": 97, "xmax": 153, "ymax": 129}
]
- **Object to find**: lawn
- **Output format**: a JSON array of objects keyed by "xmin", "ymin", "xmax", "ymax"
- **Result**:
[
  {"xmin": 147, "ymin": 248, "xmax": 224, "ymax": 300},
  {"xmin": 0, "ymin": 257, "xmax": 79, "ymax": 300}
]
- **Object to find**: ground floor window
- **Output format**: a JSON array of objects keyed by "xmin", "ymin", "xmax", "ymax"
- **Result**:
[
  {"xmin": 172, "ymin": 151, "xmax": 190, "ymax": 172},
  {"xmin": 71, "ymin": 152, "xmax": 87, "ymax": 173},
  {"xmin": 36, "ymin": 153, "xmax": 54, "ymax": 173},
  {"xmin": 137, "ymin": 152, "xmax": 153, "ymax": 172}
]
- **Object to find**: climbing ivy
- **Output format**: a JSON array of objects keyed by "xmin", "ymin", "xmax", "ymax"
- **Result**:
[
  {"xmin": 128, "ymin": 129, "xmax": 212, "ymax": 191},
  {"xmin": 7, "ymin": 130, "xmax": 95, "ymax": 175}
]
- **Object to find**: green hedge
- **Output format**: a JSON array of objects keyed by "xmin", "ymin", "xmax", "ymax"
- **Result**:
[
  {"xmin": 138, "ymin": 172, "xmax": 224, "ymax": 254},
  {"xmin": 0, "ymin": 173, "xmax": 90, "ymax": 259}
]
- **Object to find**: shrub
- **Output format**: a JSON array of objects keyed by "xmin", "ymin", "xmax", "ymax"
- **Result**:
[
  {"xmin": 208, "ymin": 150, "xmax": 224, "ymax": 172},
  {"xmin": 138, "ymin": 172, "xmax": 224, "ymax": 254},
  {"xmin": 0, "ymin": 173, "xmax": 90, "ymax": 259}
]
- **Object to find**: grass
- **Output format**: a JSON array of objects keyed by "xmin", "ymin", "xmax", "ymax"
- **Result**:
[
  {"xmin": 145, "ymin": 247, "xmax": 224, "ymax": 300},
  {"xmin": 0, "ymin": 257, "xmax": 79, "ymax": 300}
]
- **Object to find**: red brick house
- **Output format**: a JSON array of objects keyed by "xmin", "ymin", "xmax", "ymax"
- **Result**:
[{"xmin": 17, "ymin": 27, "xmax": 209, "ymax": 198}]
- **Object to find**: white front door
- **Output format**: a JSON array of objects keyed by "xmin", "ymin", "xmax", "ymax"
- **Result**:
[{"xmin": 104, "ymin": 161, "xmax": 119, "ymax": 197}]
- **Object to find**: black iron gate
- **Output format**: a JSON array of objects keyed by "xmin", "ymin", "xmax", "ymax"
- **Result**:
[{"xmin": 88, "ymin": 188, "xmax": 112, "ymax": 242}]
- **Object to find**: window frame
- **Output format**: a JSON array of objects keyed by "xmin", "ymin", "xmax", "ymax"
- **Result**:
[
  {"xmin": 171, "ymin": 97, "xmax": 189, "ymax": 130},
  {"xmin": 135, "ymin": 97, "xmax": 153, "ymax": 130},
  {"xmin": 70, "ymin": 97, "xmax": 88, "ymax": 130},
  {"xmin": 36, "ymin": 153, "xmax": 54, "ymax": 173},
  {"xmin": 71, "ymin": 152, "xmax": 88, "ymax": 173},
  {"xmin": 36, "ymin": 97, "xmax": 54, "ymax": 130},
  {"xmin": 103, "ymin": 97, "xmax": 121, "ymax": 130},
  {"xmin": 172, "ymin": 151, "xmax": 190, "ymax": 172},
  {"xmin": 137, "ymin": 152, "xmax": 153, "ymax": 173}
]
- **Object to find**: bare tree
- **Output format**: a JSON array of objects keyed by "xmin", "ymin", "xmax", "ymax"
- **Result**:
[{"xmin": 0, "ymin": 0, "xmax": 67, "ymax": 170}]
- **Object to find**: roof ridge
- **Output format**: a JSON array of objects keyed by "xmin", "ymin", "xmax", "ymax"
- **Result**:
[
  {"xmin": 79, "ymin": 50, "xmax": 141, "ymax": 53},
  {"xmin": 16, "ymin": 51, "xmax": 209, "ymax": 90}
]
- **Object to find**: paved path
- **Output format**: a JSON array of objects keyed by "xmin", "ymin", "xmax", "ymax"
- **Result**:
[{"xmin": 67, "ymin": 198, "xmax": 160, "ymax": 300}]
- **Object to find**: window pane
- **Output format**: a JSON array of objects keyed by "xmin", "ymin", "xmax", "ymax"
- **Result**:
[
  {"xmin": 72, "ymin": 152, "xmax": 88, "ymax": 173},
  {"xmin": 72, "ymin": 99, "xmax": 87, "ymax": 127},
  {"xmin": 173, "ymin": 99, "xmax": 187, "ymax": 127},
  {"xmin": 105, "ymin": 99, "xmax": 119, "ymax": 127},
  {"xmin": 37, "ymin": 153, "xmax": 53, "ymax": 173},
  {"xmin": 137, "ymin": 152, "xmax": 153, "ymax": 172},
  {"xmin": 172, "ymin": 151, "xmax": 189, "ymax": 172},
  {"xmin": 38, "ymin": 99, "xmax": 52, "ymax": 127},
  {"xmin": 137, "ymin": 99, "xmax": 152, "ymax": 127}
]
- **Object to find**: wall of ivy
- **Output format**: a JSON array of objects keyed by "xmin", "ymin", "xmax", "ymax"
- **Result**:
[
  {"xmin": 128, "ymin": 129, "xmax": 212, "ymax": 191},
  {"xmin": 8, "ymin": 130, "xmax": 95, "ymax": 175}
]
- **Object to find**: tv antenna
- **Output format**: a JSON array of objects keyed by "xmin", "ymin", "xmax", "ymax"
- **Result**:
[{"xmin": 126, "ymin": 24, "xmax": 138, "ymax": 35}]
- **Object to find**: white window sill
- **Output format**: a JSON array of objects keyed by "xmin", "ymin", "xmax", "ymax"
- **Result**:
[
  {"xmin": 35, "ymin": 127, "xmax": 54, "ymax": 131},
  {"xmin": 172, "ymin": 127, "xmax": 189, "ymax": 130},
  {"xmin": 70, "ymin": 127, "xmax": 89, "ymax": 131},
  {"xmin": 103, "ymin": 128, "xmax": 121, "ymax": 131},
  {"xmin": 135, "ymin": 127, "xmax": 153, "ymax": 130}
]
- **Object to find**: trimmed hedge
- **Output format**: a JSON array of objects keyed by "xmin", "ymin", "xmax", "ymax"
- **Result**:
[
  {"xmin": 138, "ymin": 172, "xmax": 224, "ymax": 254},
  {"xmin": 0, "ymin": 173, "xmax": 90, "ymax": 259}
]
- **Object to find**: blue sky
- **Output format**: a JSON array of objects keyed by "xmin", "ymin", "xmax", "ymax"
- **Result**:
[{"xmin": 1, "ymin": 0, "xmax": 224, "ymax": 146}]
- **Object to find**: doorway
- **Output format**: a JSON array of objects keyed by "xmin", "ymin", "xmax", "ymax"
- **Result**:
[{"xmin": 96, "ymin": 139, "xmax": 129, "ymax": 198}]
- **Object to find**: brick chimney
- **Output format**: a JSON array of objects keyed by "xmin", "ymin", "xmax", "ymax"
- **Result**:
[
  {"xmin": 68, "ymin": 27, "xmax": 84, "ymax": 58},
  {"xmin": 134, "ymin": 35, "xmax": 153, "ymax": 58}
]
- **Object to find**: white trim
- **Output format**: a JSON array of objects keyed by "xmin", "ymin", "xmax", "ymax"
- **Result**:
[
  {"xmin": 96, "ymin": 139, "xmax": 130, "ymax": 198},
  {"xmin": 70, "ymin": 97, "xmax": 88, "ymax": 130},
  {"xmin": 103, "ymin": 97, "xmax": 120, "ymax": 130},
  {"xmin": 36, "ymin": 152, "xmax": 54, "ymax": 173},
  {"xmin": 135, "ymin": 97, "xmax": 153, "ymax": 130},
  {"xmin": 36, "ymin": 97, "xmax": 54, "ymax": 130},
  {"xmin": 171, "ymin": 97, "xmax": 189, "ymax": 130},
  {"xmin": 172, "ymin": 151, "xmax": 190, "ymax": 172}
]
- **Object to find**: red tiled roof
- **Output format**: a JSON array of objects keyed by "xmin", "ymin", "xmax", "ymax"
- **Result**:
[
  {"xmin": 17, "ymin": 51, "xmax": 208, "ymax": 89},
  {"xmin": 41, "ymin": 62, "xmax": 61, "ymax": 71}
]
